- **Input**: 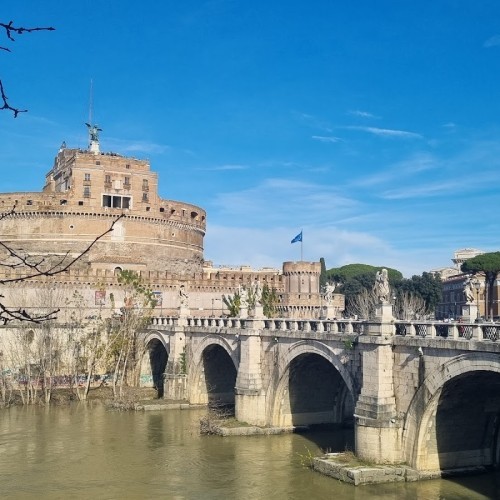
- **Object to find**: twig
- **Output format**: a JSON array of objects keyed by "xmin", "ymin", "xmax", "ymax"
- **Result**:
[
  {"xmin": 0, "ymin": 79, "xmax": 26, "ymax": 117},
  {"xmin": 0, "ymin": 214, "xmax": 124, "ymax": 323},
  {"xmin": 1, "ymin": 21, "xmax": 55, "ymax": 116}
]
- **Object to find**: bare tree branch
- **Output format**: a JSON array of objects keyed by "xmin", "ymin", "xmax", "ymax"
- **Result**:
[
  {"xmin": 0, "ymin": 79, "xmax": 26, "ymax": 117},
  {"xmin": 0, "ymin": 21, "xmax": 55, "ymax": 46},
  {"xmin": 0, "ymin": 213, "xmax": 124, "ymax": 324},
  {"xmin": 1, "ymin": 21, "xmax": 55, "ymax": 116}
]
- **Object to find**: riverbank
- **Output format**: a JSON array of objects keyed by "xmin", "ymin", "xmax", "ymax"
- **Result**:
[{"xmin": 0, "ymin": 385, "xmax": 159, "ymax": 408}]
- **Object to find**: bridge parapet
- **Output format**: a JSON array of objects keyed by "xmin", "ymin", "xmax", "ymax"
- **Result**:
[
  {"xmin": 150, "ymin": 315, "xmax": 500, "ymax": 343},
  {"xmin": 394, "ymin": 320, "xmax": 500, "ymax": 342}
]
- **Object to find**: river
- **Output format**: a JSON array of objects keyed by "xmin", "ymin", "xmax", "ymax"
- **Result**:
[{"xmin": 1, "ymin": 404, "xmax": 500, "ymax": 499}]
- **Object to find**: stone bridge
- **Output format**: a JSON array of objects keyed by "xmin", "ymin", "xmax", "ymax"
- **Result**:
[{"xmin": 141, "ymin": 314, "xmax": 500, "ymax": 474}]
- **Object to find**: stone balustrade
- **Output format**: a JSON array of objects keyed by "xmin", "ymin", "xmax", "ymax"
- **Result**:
[{"xmin": 150, "ymin": 315, "xmax": 500, "ymax": 341}]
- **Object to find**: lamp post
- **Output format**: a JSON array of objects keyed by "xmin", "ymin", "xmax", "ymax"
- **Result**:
[
  {"xmin": 473, "ymin": 279, "xmax": 481, "ymax": 321},
  {"xmin": 211, "ymin": 297, "xmax": 221, "ymax": 317}
]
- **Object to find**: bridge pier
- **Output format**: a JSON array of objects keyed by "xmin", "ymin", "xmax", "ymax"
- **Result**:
[
  {"xmin": 235, "ymin": 328, "xmax": 267, "ymax": 426},
  {"xmin": 354, "ymin": 339, "xmax": 401, "ymax": 464},
  {"xmin": 164, "ymin": 326, "xmax": 188, "ymax": 400}
]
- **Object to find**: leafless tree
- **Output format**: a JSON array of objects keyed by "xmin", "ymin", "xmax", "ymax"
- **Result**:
[
  {"xmin": 346, "ymin": 288, "xmax": 378, "ymax": 319},
  {"xmin": 394, "ymin": 291, "xmax": 428, "ymax": 321},
  {"xmin": 1, "ymin": 20, "xmax": 55, "ymax": 117}
]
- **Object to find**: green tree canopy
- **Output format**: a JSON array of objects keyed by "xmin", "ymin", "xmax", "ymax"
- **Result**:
[
  {"xmin": 326, "ymin": 264, "xmax": 441, "ymax": 317},
  {"xmin": 395, "ymin": 272, "xmax": 442, "ymax": 312}
]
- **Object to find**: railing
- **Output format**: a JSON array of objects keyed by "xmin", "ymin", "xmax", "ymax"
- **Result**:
[{"xmin": 149, "ymin": 315, "xmax": 500, "ymax": 342}]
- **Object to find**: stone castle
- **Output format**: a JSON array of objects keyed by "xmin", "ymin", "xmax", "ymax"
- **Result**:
[{"xmin": 0, "ymin": 127, "xmax": 344, "ymax": 319}]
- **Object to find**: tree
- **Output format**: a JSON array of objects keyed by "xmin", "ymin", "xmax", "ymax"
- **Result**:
[
  {"xmin": 346, "ymin": 287, "xmax": 378, "ymax": 319},
  {"xmin": 394, "ymin": 272, "xmax": 442, "ymax": 315},
  {"xmin": 319, "ymin": 257, "xmax": 327, "ymax": 289},
  {"xmin": 393, "ymin": 291, "xmax": 428, "ymax": 320},
  {"xmin": 261, "ymin": 284, "xmax": 279, "ymax": 318},
  {"xmin": 107, "ymin": 270, "xmax": 157, "ymax": 399},
  {"xmin": 328, "ymin": 264, "xmax": 402, "ymax": 317},
  {"xmin": 462, "ymin": 252, "xmax": 500, "ymax": 320},
  {"xmin": 222, "ymin": 291, "xmax": 241, "ymax": 317},
  {"xmin": 1, "ymin": 21, "xmax": 55, "ymax": 117}
]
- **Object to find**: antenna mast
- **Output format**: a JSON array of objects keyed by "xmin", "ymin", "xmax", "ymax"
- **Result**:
[
  {"xmin": 85, "ymin": 79, "xmax": 102, "ymax": 154},
  {"xmin": 89, "ymin": 78, "xmax": 94, "ymax": 125}
]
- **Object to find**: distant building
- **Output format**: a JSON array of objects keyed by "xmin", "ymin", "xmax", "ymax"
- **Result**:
[
  {"xmin": 434, "ymin": 248, "xmax": 500, "ymax": 320},
  {"xmin": 431, "ymin": 248, "xmax": 484, "ymax": 280}
]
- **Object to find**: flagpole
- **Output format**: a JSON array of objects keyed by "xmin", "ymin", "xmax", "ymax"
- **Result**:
[{"xmin": 301, "ymin": 229, "xmax": 303, "ymax": 261}]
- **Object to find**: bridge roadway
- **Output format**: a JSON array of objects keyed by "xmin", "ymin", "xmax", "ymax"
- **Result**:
[{"xmin": 143, "ymin": 314, "xmax": 500, "ymax": 473}]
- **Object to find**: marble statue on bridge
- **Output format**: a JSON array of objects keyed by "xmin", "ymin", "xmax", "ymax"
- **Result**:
[
  {"xmin": 463, "ymin": 277, "xmax": 475, "ymax": 304},
  {"xmin": 373, "ymin": 268, "xmax": 390, "ymax": 304},
  {"xmin": 322, "ymin": 281, "xmax": 336, "ymax": 304}
]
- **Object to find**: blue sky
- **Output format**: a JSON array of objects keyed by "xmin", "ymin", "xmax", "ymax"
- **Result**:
[{"xmin": 1, "ymin": 1, "xmax": 500, "ymax": 277}]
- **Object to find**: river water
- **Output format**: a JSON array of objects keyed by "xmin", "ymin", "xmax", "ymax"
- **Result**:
[{"xmin": 1, "ymin": 404, "xmax": 500, "ymax": 499}]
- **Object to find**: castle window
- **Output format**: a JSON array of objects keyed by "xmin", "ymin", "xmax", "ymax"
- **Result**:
[
  {"xmin": 146, "ymin": 206, "xmax": 151, "ymax": 211},
  {"xmin": 159, "ymin": 207, "xmax": 165, "ymax": 212},
  {"xmin": 78, "ymin": 201, "xmax": 84, "ymax": 206},
  {"xmin": 83, "ymin": 187, "xmax": 91, "ymax": 198},
  {"xmin": 60, "ymin": 199, "xmax": 67, "ymax": 205},
  {"xmin": 124, "ymin": 177, "xmax": 130, "ymax": 188},
  {"xmin": 26, "ymin": 200, "xmax": 33, "ymax": 206},
  {"xmin": 125, "ymin": 164, "xmax": 130, "ymax": 169},
  {"xmin": 142, "ymin": 179, "xmax": 149, "ymax": 191},
  {"xmin": 105, "ymin": 175, "xmax": 111, "ymax": 184},
  {"xmin": 84, "ymin": 173, "xmax": 91, "ymax": 181},
  {"xmin": 95, "ymin": 161, "xmax": 101, "ymax": 166},
  {"xmin": 142, "ymin": 192, "xmax": 149, "ymax": 202},
  {"xmin": 102, "ymin": 194, "xmax": 130, "ymax": 209}
]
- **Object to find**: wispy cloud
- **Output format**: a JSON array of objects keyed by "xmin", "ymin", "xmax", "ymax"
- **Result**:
[
  {"xmin": 380, "ymin": 170, "xmax": 500, "ymax": 199},
  {"xmin": 348, "ymin": 110, "xmax": 377, "ymax": 119},
  {"xmin": 312, "ymin": 135, "xmax": 342, "ymax": 143},
  {"xmin": 484, "ymin": 35, "xmax": 500, "ymax": 48},
  {"xmin": 353, "ymin": 154, "xmax": 438, "ymax": 187},
  {"xmin": 210, "ymin": 178, "xmax": 360, "ymax": 226},
  {"xmin": 107, "ymin": 138, "xmax": 170, "ymax": 155},
  {"xmin": 198, "ymin": 164, "xmax": 247, "ymax": 171},
  {"xmin": 293, "ymin": 111, "xmax": 333, "ymax": 132},
  {"xmin": 347, "ymin": 126, "xmax": 423, "ymax": 139}
]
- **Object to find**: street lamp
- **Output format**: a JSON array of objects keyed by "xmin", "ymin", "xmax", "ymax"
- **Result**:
[
  {"xmin": 473, "ymin": 280, "xmax": 481, "ymax": 321},
  {"xmin": 211, "ymin": 297, "xmax": 221, "ymax": 317}
]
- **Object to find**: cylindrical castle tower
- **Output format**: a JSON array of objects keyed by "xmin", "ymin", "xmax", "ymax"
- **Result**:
[
  {"xmin": 0, "ymin": 139, "xmax": 206, "ymax": 276},
  {"xmin": 282, "ymin": 261, "xmax": 321, "ymax": 294}
]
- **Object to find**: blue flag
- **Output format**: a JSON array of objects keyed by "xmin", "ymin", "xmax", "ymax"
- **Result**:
[{"xmin": 291, "ymin": 231, "xmax": 302, "ymax": 244}]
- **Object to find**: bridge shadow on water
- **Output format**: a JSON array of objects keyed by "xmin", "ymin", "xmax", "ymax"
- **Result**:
[{"xmin": 294, "ymin": 423, "xmax": 355, "ymax": 453}]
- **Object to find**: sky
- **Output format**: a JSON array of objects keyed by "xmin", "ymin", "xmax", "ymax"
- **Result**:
[{"xmin": 1, "ymin": 1, "xmax": 500, "ymax": 277}]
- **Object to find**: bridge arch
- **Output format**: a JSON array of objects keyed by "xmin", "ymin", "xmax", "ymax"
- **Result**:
[
  {"xmin": 404, "ymin": 352, "xmax": 500, "ymax": 471},
  {"xmin": 140, "ymin": 331, "xmax": 169, "ymax": 397},
  {"xmin": 269, "ymin": 340, "xmax": 356, "ymax": 427},
  {"xmin": 189, "ymin": 335, "xmax": 238, "ymax": 406}
]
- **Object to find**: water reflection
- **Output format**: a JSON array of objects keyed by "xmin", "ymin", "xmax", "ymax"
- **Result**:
[{"xmin": 0, "ymin": 405, "xmax": 499, "ymax": 499}]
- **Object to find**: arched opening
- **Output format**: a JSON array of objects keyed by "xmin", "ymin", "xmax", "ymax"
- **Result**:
[
  {"xmin": 201, "ymin": 344, "xmax": 237, "ymax": 406},
  {"xmin": 282, "ymin": 353, "xmax": 354, "ymax": 427},
  {"xmin": 429, "ymin": 371, "xmax": 500, "ymax": 471},
  {"xmin": 146, "ymin": 339, "xmax": 168, "ymax": 398}
]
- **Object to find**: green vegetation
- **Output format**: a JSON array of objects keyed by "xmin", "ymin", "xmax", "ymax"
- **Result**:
[
  {"xmin": 326, "ymin": 263, "xmax": 441, "ymax": 319},
  {"xmin": 222, "ymin": 283, "xmax": 279, "ymax": 318},
  {"xmin": 222, "ymin": 291, "xmax": 241, "ymax": 316}
]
